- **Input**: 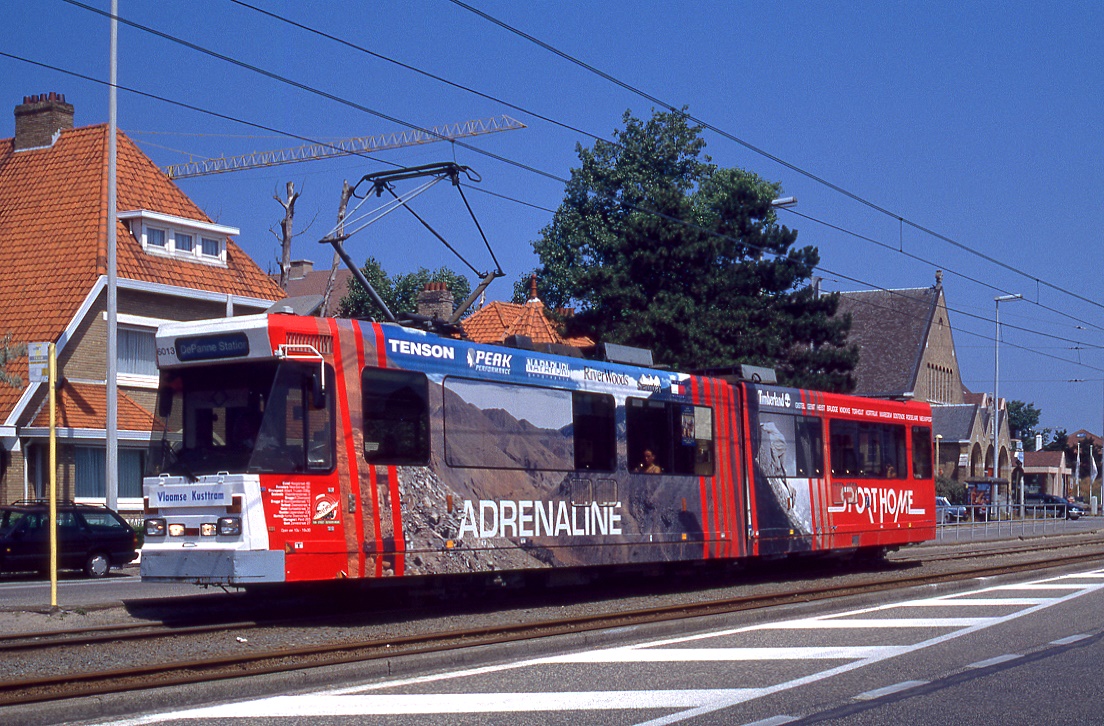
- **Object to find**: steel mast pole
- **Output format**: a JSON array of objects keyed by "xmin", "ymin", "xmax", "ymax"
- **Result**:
[
  {"xmin": 995, "ymin": 294, "xmax": 1023, "ymax": 516},
  {"xmin": 106, "ymin": 0, "xmax": 119, "ymax": 509}
]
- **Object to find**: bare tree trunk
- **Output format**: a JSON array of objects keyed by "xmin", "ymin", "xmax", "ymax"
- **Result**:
[
  {"xmin": 275, "ymin": 181, "xmax": 300, "ymax": 291},
  {"xmin": 321, "ymin": 180, "xmax": 353, "ymax": 316}
]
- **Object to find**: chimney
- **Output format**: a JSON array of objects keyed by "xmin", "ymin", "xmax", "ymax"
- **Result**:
[
  {"xmin": 14, "ymin": 93, "xmax": 75, "ymax": 151},
  {"xmin": 289, "ymin": 259, "xmax": 314, "ymax": 279},
  {"xmin": 416, "ymin": 281, "xmax": 453, "ymax": 321}
]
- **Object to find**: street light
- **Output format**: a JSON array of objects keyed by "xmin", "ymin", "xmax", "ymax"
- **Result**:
[
  {"xmin": 935, "ymin": 434, "xmax": 943, "ymax": 478},
  {"xmin": 995, "ymin": 293, "xmax": 1023, "ymax": 515}
]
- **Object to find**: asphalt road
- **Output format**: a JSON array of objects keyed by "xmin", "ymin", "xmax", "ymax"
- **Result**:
[
  {"xmin": 77, "ymin": 558, "xmax": 1104, "ymax": 726},
  {"xmin": 0, "ymin": 565, "xmax": 214, "ymax": 612},
  {"xmin": 3, "ymin": 519, "xmax": 1103, "ymax": 725}
]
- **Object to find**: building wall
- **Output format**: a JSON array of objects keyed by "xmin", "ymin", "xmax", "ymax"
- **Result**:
[
  {"xmin": 6, "ymin": 286, "xmax": 269, "ymax": 511},
  {"xmin": 63, "ymin": 289, "xmax": 248, "ymax": 384},
  {"xmin": 0, "ymin": 447, "xmax": 25, "ymax": 504},
  {"xmin": 7, "ymin": 440, "xmax": 77, "ymax": 504},
  {"xmin": 913, "ymin": 291, "xmax": 964, "ymax": 405}
]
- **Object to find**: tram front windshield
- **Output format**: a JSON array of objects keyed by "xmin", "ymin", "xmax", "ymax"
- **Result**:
[{"xmin": 146, "ymin": 361, "xmax": 334, "ymax": 478}]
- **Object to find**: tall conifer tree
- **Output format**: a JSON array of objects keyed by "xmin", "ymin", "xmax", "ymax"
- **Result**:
[{"xmin": 524, "ymin": 109, "xmax": 856, "ymax": 391}]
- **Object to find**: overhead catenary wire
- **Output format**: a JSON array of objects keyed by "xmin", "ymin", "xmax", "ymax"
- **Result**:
[
  {"xmin": 62, "ymin": 0, "xmax": 1104, "ymax": 335},
  {"xmin": 445, "ymin": 0, "xmax": 1104, "ymax": 319},
  {"xmin": 12, "ymin": 11, "xmax": 1101, "ymax": 376},
  {"xmin": 60, "ymin": 0, "xmax": 570, "ymax": 191},
  {"xmin": 461, "ymin": 185, "xmax": 1104, "ymax": 356},
  {"xmin": 217, "ymin": 1, "xmax": 1104, "ymax": 343},
  {"xmin": 226, "ymin": 0, "xmax": 611, "ymax": 148},
  {"xmin": 785, "ymin": 208, "xmax": 1104, "ymax": 336}
]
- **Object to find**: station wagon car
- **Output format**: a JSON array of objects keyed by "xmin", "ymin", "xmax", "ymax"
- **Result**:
[{"xmin": 0, "ymin": 501, "xmax": 138, "ymax": 578}]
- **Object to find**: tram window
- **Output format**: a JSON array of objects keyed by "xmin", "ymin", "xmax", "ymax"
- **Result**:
[
  {"xmin": 912, "ymin": 426, "xmax": 933, "ymax": 479},
  {"xmin": 795, "ymin": 418, "xmax": 824, "ymax": 476},
  {"xmin": 243, "ymin": 363, "xmax": 337, "ymax": 474},
  {"xmin": 443, "ymin": 378, "xmax": 574, "ymax": 471},
  {"xmin": 626, "ymin": 398, "xmax": 714, "ymax": 476},
  {"xmin": 362, "ymin": 369, "xmax": 430, "ymax": 465},
  {"xmin": 758, "ymin": 414, "xmax": 822, "ymax": 478},
  {"xmin": 887, "ymin": 425, "xmax": 907, "ymax": 478},
  {"xmin": 304, "ymin": 392, "xmax": 334, "ymax": 471},
  {"xmin": 573, "ymin": 392, "xmax": 616, "ymax": 472},
  {"xmin": 829, "ymin": 420, "xmax": 906, "ymax": 478}
]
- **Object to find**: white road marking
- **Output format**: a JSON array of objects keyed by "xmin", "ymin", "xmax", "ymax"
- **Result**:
[
  {"xmin": 105, "ymin": 690, "xmax": 764, "ymax": 720},
  {"xmin": 854, "ymin": 680, "xmax": 929, "ymax": 700},
  {"xmin": 1051, "ymin": 634, "xmax": 1092, "ymax": 645},
  {"xmin": 540, "ymin": 645, "xmax": 911, "ymax": 663},
  {"xmin": 905, "ymin": 597, "xmax": 1052, "ymax": 606},
  {"xmin": 757, "ymin": 617, "xmax": 998, "ymax": 629},
  {"xmin": 989, "ymin": 583, "xmax": 1087, "ymax": 590},
  {"xmin": 965, "ymin": 654, "xmax": 1022, "ymax": 669}
]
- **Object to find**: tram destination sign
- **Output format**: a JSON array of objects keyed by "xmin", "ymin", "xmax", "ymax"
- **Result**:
[{"xmin": 175, "ymin": 332, "xmax": 250, "ymax": 362}]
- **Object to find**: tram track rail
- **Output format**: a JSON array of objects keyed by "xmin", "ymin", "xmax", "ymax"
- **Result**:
[
  {"xmin": 2, "ymin": 538, "xmax": 1104, "ymax": 707},
  {"xmin": 3, "ymin": 528, "xmax": 1094, "ymax": 656}
]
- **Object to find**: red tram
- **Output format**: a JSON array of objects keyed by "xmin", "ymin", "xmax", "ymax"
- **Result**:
[{"xmin": 140, "ymin": 312, "xmax": 935, "ymax": 585}]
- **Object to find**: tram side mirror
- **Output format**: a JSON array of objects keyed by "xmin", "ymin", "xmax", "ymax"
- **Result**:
[
  {"xmin": 157, "ymin": 388, "xmax": 174, "ymax": 419},
  {"xmin": 311, "ymin": 371, "xmax": 326, "ymax": 409}
]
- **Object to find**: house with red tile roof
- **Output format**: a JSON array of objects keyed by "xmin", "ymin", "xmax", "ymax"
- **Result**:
[
  {"xmin": 462, "ymin": 277, "xmax": 594, "ymax": 351},
  {"xmin": 0, "ymin": 93, "xmax": 283, "ymax": 512},
  {"xmin": 1021, "ymin": 450, "xmax": 1072, "ymax": 499}
]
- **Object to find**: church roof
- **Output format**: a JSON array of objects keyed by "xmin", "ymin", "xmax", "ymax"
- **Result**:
[{"xmin": 835, "ymin": 286, "xmax": 939, "ymax": 397}]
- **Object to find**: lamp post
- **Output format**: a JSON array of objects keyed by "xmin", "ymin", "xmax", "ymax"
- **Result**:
[
  {"xmin": 995, "ymin": 293, "xmax": 1023, "ymax": 515},
  {"xmin": 935, "ymin": 434, "xmax": 943, "ymax": 478}
]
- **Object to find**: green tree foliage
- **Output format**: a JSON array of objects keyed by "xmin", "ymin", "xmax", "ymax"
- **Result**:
[
  {"xmin": 1041, "ymin": 427, "xmax": 1070, "ymax": 453},
  {"xmin": 1007, "ymin": 400, "xmax": 1041, "ymax": 446},
  {"xmin": 936, "ymin": 476, "xmax": 966, "ymax": 504},
  {"xmin": 525, "ymin": 109, "xmax": 857, "ymax": 390},
  {"xmin": 0, "ymin": 334, "xmax": 26, "ymax": 388},
  {"xmin": 337, "ymin": 257, "xmax": 472, "ymax": 320}
]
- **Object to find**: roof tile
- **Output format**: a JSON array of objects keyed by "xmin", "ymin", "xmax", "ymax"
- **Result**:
[
  {"xmin": 0, "ymin": 124, "xmax": 284, "ymax": 420},
  {"xmin": 462, "ymin": 299, "xmax": 594, "ymax": 349}
]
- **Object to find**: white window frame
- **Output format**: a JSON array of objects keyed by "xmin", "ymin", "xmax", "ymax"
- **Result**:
[
  {"xmin": 74, "ymin": 445, "xmax": 147, "ymax": 507},
  {"xmin": 174, "ymin": 231, "xmax": 194, "ymax": 254},
  {"xmin": 200, "ymin": 236, "xmax": 221, "ymax": 259},
  {"xmin": 120, "ymin": 210, "xmax": 237, "ymax": 267},
  {"xmin": 146, "ymin": 226, "xmax": 167, "ymax": 248},
  {"xmin": 104, "ymin": 312, "xmax": 167, "ymax": 388}
]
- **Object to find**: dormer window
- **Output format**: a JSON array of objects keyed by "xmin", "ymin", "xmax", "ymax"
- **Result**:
[{"xmin": 119, "ymin": 210, "xmax": 238, "ymax": 267}]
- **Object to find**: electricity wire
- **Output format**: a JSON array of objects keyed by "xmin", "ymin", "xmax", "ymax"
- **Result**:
[
  {"xmin": 15, "ymin": 8, "xmax": 1102, "ymax": 372},
  {"xmin": 445, "ymin": 0, "xmax": 1104, "ymax": 317}
]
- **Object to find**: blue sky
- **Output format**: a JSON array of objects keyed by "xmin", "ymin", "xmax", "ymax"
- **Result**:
[{"xmin": 2, "ymin": 1, "xmax": 1103, "ymax": 437}]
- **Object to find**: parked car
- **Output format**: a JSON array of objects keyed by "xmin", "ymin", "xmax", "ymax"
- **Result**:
[
  {"xmin": 936, "ymin": 496, "xmax": 967, "ymax": 523},
  {"xmin": 1024, "ymin": 494, "xmax": 1082, "ymax": 520},
  {"xmin": 0, "ymin": 500, "xmax": 138, "ymax": 578}
]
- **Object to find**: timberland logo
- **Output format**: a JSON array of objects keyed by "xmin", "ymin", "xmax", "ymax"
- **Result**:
[{"xmin": 757, "ymin": 389, "xmax": 792, "ymax": 408}]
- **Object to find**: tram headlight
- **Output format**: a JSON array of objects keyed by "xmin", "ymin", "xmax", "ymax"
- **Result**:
[
  {"xmin": 168, "ymin": 523, "xmax": 186, "ymax": 537},
  {"xmin": 144, "ymin": 518, "xmax": 166, "ymax": 537},
  {"xmin": 217, "ymin": 517, "xmax": 242, "ymax": 536},
  {"xmin": 200, "ymin": 523, "xmax": 217, "ymax": 537}
]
